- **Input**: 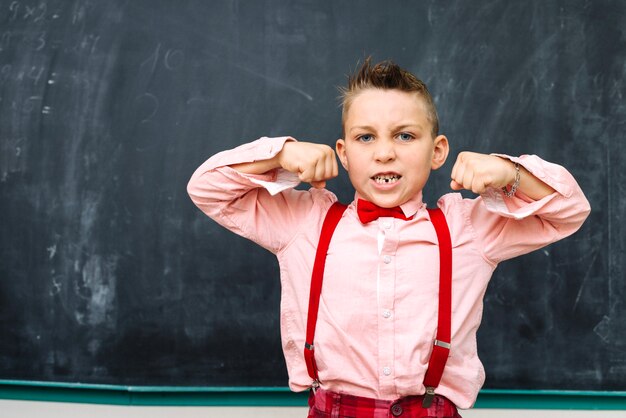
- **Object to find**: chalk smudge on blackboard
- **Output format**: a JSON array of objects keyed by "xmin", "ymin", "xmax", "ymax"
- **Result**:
[{"xmin": 75, "ymin": 253, "xmax": 118, "ymax": 327}]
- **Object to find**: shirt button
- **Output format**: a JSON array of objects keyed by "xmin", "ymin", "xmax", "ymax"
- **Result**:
[
  {"xmin": 383, "ymin": 255, "xmax": 392, "ymax": 264},
  {"xmin": 391, "ymin": 404, "xmax": 403, "ymax": 416},
  {"xmin": 383, "ymin": 367, "xmax": 392, "ymax": 376},
  {"xmin": 382, "ymin": 310, "xmax": 392, "ymax": 319},
  {"xmin": 382, "ymin": 220, "xmax": 392, "ymax": 229}
]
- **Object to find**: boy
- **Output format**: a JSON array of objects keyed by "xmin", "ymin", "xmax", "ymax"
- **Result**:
[{"xmin": 187, "ymin": 59, "xmax": 590, "ymax": 417}]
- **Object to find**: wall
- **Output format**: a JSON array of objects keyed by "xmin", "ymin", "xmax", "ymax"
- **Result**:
[{"xmin": 2, "ymin": 400, "xmax": 626, "ymax": 418}]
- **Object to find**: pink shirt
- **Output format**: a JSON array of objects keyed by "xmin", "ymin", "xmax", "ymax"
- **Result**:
[{"xmin": 187, "ymin": 136, "xmax": 590, "ymax": 409}]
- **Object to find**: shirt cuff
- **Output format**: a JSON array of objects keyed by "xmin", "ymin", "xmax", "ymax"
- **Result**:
[
  {"xmin": 491, "ymin": 153, "xmax": 573, "ymax": 197},
  {"xmin": 203, "ymin": 136, "xmax": 302, "ymax": 195},
  {"xmin": 481, "ymin": 187, "xmax": 558, "ymax": 220},
  {"xmin": 481, "ymin": 154, "xmax": 570, "ymax": 220},
  {"xmin": 205, "ymin": 136, "xmax": 296, "ymax": 170},
  {"xmin": 246, "ymin": 168, "xmax": 301, "ymax": 196}
]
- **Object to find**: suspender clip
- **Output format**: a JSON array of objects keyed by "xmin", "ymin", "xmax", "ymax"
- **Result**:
[
  {"xmin": 311, "ymin": 379, "xmax": 320, "ymax": 393},
  {"xmin": 434, "ymin": 339, "xmax": 451, "ymax": 349},
  {"xmin": 422, "ymin": 386, "xmax": 436, "ymax": 408}
]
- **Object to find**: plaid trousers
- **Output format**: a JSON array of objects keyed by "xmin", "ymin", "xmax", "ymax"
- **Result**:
[{"xmin": 307, "ymin": 388, "xmax": 462, "ymax": 418}]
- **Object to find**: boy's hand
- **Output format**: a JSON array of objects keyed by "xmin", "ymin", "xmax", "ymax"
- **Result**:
[
  {"xmin": 450, "ymin": 152, "xmax": 516, "ymax": 194},
  {"xmin": 278, "ymin": 141, "xmax": 339, "ymax": 189}
]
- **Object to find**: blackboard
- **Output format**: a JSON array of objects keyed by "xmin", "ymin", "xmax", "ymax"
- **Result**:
[{"xmin": 1, "ymin": 0, "xmax": 624, "ymax": 391}]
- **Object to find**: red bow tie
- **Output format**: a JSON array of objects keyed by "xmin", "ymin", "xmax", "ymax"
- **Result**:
[{"xmin": 357, "ymin": 199, "xmax": 413, "ymax": 224}]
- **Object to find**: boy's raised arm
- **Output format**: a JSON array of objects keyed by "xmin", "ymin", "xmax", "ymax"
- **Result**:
[
  {"xmin": 450, "ymin": 151, "xmax": 555, "ymax": 200},
  {"xmin": 187, "ymin": 137, "xmax": 340, "ymax": 254},
  {"xmin": 231, "ymin": 141, "xmax": 339, "ymax": 189},
  {"xmin": 446, "ymin": 151, "xmax": 591, "ymax": 264}
]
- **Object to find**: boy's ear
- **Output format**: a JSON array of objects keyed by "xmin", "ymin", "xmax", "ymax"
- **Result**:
[
  {"xmin": 335, "ymin": 139, "xmax": 349, "ymax": 170},
  {"xmin": 431, "ymin": 134, "xmax": 449, "ymax": 170}
]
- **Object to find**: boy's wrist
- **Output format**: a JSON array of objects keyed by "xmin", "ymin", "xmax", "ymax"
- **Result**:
[
  {"xmin": 494, "ymin": 156, "xmax": 519, "ymax": 187},
  {"xmin": 230, "ymin": 155, "xmax": 282, "ymax": 175},
  {"xmin": 502, "ymin": 162, "xmax": 520, "ymax": 197},
  {"xmin": 276, "ymin": 141, "xmax": 294, "ymax": 170}
]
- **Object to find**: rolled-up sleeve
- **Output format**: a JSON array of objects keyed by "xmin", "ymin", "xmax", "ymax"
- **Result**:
[
  {"xmin": 187, "ymin": 136, "xmax": 333, "ymax": 253},
  {"xmin": 461, "ymin": 154, "xmax": 591, "ymax": 264}
]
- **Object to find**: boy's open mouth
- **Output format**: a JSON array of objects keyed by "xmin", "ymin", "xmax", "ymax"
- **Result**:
[{"xmin": 372, "ymin": 174, "xmax": 401, "ymax": 184}]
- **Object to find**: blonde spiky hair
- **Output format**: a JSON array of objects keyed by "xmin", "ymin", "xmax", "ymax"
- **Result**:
[{"xmin": 339, "ymin": 57, "xmax": 439, "ymax": 138}]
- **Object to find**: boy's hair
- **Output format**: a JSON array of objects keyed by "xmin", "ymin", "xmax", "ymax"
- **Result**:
[{"xmin": 339, "ymin": 57, "xmax": 439, "ymax": 137}]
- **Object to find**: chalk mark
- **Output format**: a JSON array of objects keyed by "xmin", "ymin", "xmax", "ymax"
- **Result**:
[
  {"xmin": 203, "ymin": 51, "xmax": 313, "ymax": 101},
  {"xmin": 46, "ymin": 244, "xmax": 57, "ymax": 260},
  {"xmin": 139, "ymin": 43, "xmax": 161, "ymax": 77},
  {"xmin": 164, "ymin": 49, "xmax": 184, "ymax": 71},
  {"xmin": 134, "ymin": 92, "xmax": 159, "ymax": 123},
  {"xmin": 572, "ymin": 241, "xmax": 601, "ymax": 312},
  {"xmin": 233, "ymin": 63, "xmax": 314, "ymax": 101}
]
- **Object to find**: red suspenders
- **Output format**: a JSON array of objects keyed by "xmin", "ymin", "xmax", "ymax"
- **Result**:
[
  {"xmin": 422, "ymin": 207, "xmax": 453, "ymax": 407},
  {"xmin": 304, "ymin": 202, "xmax": 452, "ymax": 407},
  {"xmin": 304, "ymin": 202, "xmax": 348, "ymax": 384}
]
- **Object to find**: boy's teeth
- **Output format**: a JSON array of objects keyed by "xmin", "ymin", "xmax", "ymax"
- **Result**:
[{"xmin": 374, "ymin": 175, "xmax": 400, "ymax": 184}]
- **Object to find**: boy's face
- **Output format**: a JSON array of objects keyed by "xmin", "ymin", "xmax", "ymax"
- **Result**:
[{"xmin": 336, "ymin": 89, "xmax": 448, "ymax": 208}]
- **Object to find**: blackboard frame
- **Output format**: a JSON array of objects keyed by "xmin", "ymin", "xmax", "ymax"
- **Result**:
[{"xmin": 1, "ymin": 380, "xmax": 626, "ymax": 409}]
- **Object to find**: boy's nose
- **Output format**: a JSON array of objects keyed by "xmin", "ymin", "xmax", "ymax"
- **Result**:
[{"xmin": 374, "ymin": 140, "xmax": 396, "ymax": 162}]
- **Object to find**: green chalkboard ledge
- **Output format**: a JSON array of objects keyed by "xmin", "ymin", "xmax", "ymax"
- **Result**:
[{"xmin": 0, "ymin": 380, "xmax": 625, "ymax": 410}]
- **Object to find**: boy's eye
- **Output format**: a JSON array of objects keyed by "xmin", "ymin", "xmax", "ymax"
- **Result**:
[
  {"xmin": 357, "ymin": 134, "xmax": 374, "ymax": 142},
  {"xmin": 397, "ymin": 133, "xmax": 414, "ymax": 141}
]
